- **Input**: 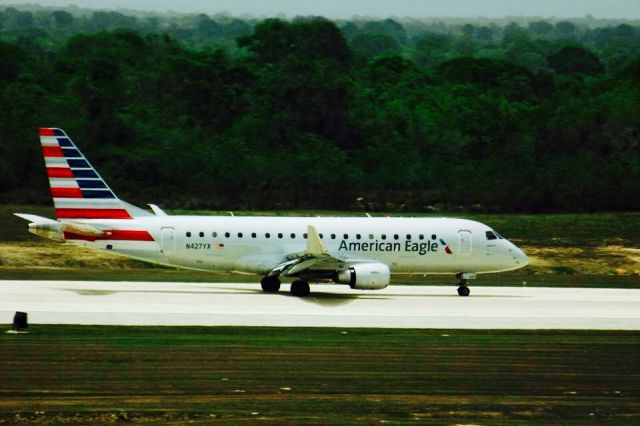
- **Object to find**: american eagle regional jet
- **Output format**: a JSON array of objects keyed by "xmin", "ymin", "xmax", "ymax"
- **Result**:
[{"xmin": 16, "ymin": 128, "xmax": 528, "ymax": 297}]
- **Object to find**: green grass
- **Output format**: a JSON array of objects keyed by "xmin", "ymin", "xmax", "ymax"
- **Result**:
[
  {"xmin": 0, "ymin": 266, "xmax": 254, "ymax": 282},
  {"xmin": 0, "ymin": 266, "xmax": 638, "ymax": 288},
  {"xmin": 0, "ymin": 326, "xmax": 638, "ymax": 424}
]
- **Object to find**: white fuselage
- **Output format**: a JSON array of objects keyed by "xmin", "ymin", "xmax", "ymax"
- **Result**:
[{"xmin": 68, "ymin": 216, "xmax": 528, "ymax": 276}]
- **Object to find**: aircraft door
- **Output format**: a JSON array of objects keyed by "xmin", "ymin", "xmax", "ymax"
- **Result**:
[
  {"xmin": 458, "ymin": 230, "xmax": 472, "ymax": 255},
  {"xmin": 161, "ymin": 227, "xmax": 175, "ymax": 254}
]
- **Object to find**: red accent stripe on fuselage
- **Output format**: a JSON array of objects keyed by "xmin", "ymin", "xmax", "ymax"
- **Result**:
[
  {"xmin": 42, "ymin": 146, "xmax": 64, "ymax": 157},
  {"xmin": 51, "ymin": 187, "xmax": 83, "ymax": 198},
  {"xmin": 47, "ymin": 167, "xmax": 74, "ymax": 178},
  {"xmin": 55, "ymin": 208, "xmax": 132, "ymax": 219},
  {"xmin": 64, "ymin": 230, "xmax": 154, "ymax": 242}
]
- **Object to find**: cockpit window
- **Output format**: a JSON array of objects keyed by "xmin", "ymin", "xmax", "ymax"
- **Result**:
[
  {"xmin": 486, "ymin": 231, "xmax": 498, "ymax": 240},
  {"xmin": 495, "ymin": 232, "xmax": 505, "ymax": 239}
]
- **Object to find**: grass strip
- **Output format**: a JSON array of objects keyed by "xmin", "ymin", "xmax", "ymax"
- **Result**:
[{"xmin": 0, "ymin": 326, "xmax": 638, "ymax": 424}]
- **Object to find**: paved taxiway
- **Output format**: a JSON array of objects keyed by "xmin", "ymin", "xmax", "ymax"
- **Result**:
[{"xmin": 1, "ymin": 280, "xmax": 639, "ymax": 329}]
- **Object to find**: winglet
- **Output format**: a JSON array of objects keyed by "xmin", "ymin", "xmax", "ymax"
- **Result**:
[{"xmin": 306, "ymin": 225, "xmax": 329, "ymax": 257}]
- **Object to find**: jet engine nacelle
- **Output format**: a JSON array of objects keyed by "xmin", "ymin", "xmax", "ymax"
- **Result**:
[{"xmin": 335, "ymin": 262, "xmax": 390, "ymax": 290}]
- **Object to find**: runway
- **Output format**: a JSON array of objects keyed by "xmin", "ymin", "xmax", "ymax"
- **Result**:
[{"xmin": 1, "ymin": 280, "xmax": 639, "ymax": 329}]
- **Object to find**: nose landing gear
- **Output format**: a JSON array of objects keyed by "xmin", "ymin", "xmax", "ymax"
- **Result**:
[
  {"xmin": 456, "ymin": 272, "xmax": 476, "ymax": 297},
  {"xmin": 457, "ymin": 284, "xmax": 470, "ymax": 297}
]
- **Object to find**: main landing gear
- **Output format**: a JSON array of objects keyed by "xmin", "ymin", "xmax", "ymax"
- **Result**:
[
  {"xmin": 260, "ymin": 276, "xmax": 310, "ymax": 297},
  {"xmin": 261, "ymin": 275, "xmax": 280, "ymax": 293},
  {"xmin": 290, "ymin": 280, "xmax": 310, "ymax": 297},
  {"xmin": 456, "ymin": 272, "xmax": 476, "ymax": 297}
]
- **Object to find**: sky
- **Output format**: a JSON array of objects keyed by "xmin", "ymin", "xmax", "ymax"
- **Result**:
[{"xmin": 3, "ymin": 0, "xmax": 640, "ymax": 19}]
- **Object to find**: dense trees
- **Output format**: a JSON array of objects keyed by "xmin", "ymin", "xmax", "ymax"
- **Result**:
[{"xmin": 0, "ymin": 7, "xmax": 639, "ymax": 212}]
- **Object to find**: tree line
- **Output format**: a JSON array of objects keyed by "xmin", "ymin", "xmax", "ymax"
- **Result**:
[{"xmin": 1, "ymin": 7, "xmax": 639, "ymax": 212}]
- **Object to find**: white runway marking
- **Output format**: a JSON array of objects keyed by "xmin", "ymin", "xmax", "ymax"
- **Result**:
[{"xmin": 0, "ymin": 280, "xmax": 639, "ymax": 329}]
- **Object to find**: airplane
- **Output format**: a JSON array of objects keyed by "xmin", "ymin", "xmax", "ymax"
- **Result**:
[{"xmin": 16, "ymin": 128, "xmax": 528, "ymax": 297}]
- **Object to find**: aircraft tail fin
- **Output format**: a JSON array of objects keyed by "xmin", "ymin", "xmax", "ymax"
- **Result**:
[{"xmin": 39, "ymin": 128, "xmax": 151, "ymax": 220}]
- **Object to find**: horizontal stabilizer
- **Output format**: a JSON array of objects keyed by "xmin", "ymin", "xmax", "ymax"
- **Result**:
[
  {"xmin": 13, "ymin": 213, "xmax": 107, "ymax": 240},
  {"xmin": 13, "ymin": 213, "xmax": 57, "ymax": 224}
]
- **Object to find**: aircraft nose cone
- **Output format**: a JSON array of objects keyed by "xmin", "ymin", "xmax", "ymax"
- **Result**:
[
  {"xmin": 511, "ymin": 246, "xmax": 529, "ymax": 267},
  {"xmin": 517, "ymin": 247, "xmax": 529, "ymax": 266}
]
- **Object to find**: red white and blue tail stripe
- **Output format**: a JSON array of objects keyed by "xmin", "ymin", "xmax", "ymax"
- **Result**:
[{"xmin": 40, "ymin": 128, "xmax": 149, "ymax": 220}]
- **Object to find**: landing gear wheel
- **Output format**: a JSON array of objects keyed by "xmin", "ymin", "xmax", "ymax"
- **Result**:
[
  {"xmin": 457, "ymin": 286, "xmax": 470, "ymax": 297},
  {"xmin": 455, "ymin": 273, "xmax": 474, "ymax": 297},
  {"xmin": 290, "ymin": 280, "xmax": 310, "ymax": 297},
  {"xmin": 261, "ymin": 276, "xmax": 281, "ymax": 293}
]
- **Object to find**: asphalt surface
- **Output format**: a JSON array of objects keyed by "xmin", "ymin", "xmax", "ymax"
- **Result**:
[{"xmin": 1, "ymin": 280, "xmax": 639, "ymax": 329}]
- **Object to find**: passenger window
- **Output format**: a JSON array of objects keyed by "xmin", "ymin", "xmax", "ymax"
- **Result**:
[
  {"xmin": 486, "ymin": 231, "xmax": 498, "ymax": 240},
  {"xmin": 291, "ymin": 233, "xmax": 296, "ymax": 239},
  {"xmin": 186, "ymin": 232, "xmax": 191, "ymax": 238},
  {"xmin": 278, "ymin": 233, "xmax": 283, "ymax": 239},
  {"xmin": 356, "ymin": 234, "xmax": 361, "ymax": 240},
  {"xmin": 419, "ymin": 234, "xmax": 424, "ymax": 240},
  {"xmin": 406, "ymin": 234, "xmax": 411, "ymax": 240},
  {"xmin": 238, "ymin": 233, "xmax": 243, "ymax": 238},
  {"xmin": 252, "ymin": 233, "xmax": 256, "ymax": 238},
  {"xmin": 331, "ymin": 234, "xmax": 336, "ymax": 239},
  {"xmin": 369, "ymin": 234, "xmax": 374, "ymax": 240},
  {"xmin": 265, "ymin": 233, "xmax": 270, "ymax": 238},
  {"xmin": 381, "ymin": 234, "xmax": 386, "ymax": 240},
  {"xmin": 319, "ymin": 233, "xmax": 324, "ymax": 239},
  {"xmin": 431, "ymin": 234, "xmax": 437, "ymax": 240},
  {"xmin": 343, "ymin": 234, "xmax": 348, "ymax": 239},
  {"xmin": 303, "ymin": 233, "xmax": 308, "ymax": 239},
  {"xmin": 225, "ymin": 232, "xmax": 230, "ymax": 238},
  {"xmin": 212, "ymin": 232, "xmax": 217, "ymax": 238},
  {"xmin": 199, "ymin": 232, "xmax": 204, "ymax": 238},
  {"xmin": 394, "ymin": 234, "xmax": 399, "ymax": 240}
]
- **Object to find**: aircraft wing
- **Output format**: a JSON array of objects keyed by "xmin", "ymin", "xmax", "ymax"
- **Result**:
[{"xmin": 268, "ymin": 225, "xmax": 366, "ymax": 277}]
